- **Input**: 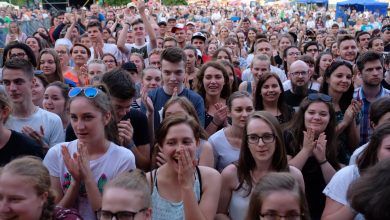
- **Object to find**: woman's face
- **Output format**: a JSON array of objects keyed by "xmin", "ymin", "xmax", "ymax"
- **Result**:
[
  {"xmin": 37, "ymin": 28, "xmax": 48, "ymax": 37},
  {"xmin": 247, "ymin": 118, "xmax": 275, "ymax": 162},
  {"xmin": 331, "ymin": 43, "xmax": 338, "ymax": 56},
  {"xmin": 106, "ymin": 20, "xmax": 114, "ymax": 29},
  {"xmin": 207, "ymin": 44, "xmax": 217, "ymax": 56},
  {"xmin": 261, "ymin": 77, "xmax": 281, "ymax": 104},
  {"xmin": 237, "ymin": 32, "xmax": 245, "ymax": 45},
  {"xmin": 31, "ymin": 77, "xmax": 45, "ymax": 106},
  {"xmin": 371, "ymin": 39, "xmax": 384, "ymax": 53},
  {"xmin": 327, "ymin": 65, "xmax": 352, "ymax": 94},
  {"xmin": 102, "ymin": 55, "xmax": 117, "ymax": 71},
  {"xmin": 130, "ymin": 55, "xmax": 144, "ymax": 74},
  {"xmin": 220, "ymin": 28, "xmax": 228, "ymax": 38},
  {"xmin": 102, "ymin": 29, "xmax": 111, "ymax": 40},
  {"xmin": 285, "ymin": 48, "xmax": 300, "ymax": 66},
  {"xmin": 203, "ymin": 66, "xmax": 225, "ymax": 97},
  {"xmin": 248, "ymin": 30, "xmax": 256, "ymax": 41},
  {"xmin": 319, "ymin": 54, "xmax": 333, "ymax": 73},
  {"xmin": 71, "ymin": 46, "xmax": 89, "ymax": 65},
  {"xmin": 216, "ymin": 51, "xmax": 230, "ymax": 61},
  {"xmin": 377, "ymin": 134, "xmax": 390, "ymax": 161},
  {"xmin": 101, "ymin": 187, "xmax": 150, "ymax": 220},
  {"xmin": 229, "ymin": 97, "xmax": 254, "ymax": 128},
  {"xmin": 0, "ymin": 173, "xmax": 47, "ymax": 220},
  {"xmin": 43, "ymin": 86, "xmax": 66, "ymax": 116},
  {"xmin": 325, "ymin": 37, "xmax": 335, "ymax": 48},
  {"xmin": 80, "ymin": 37, "xmax": 92, "ymax": 48},
  {"xmin": 9, "ymin": 23, "xmax": 17, "ymax": 33},
  {"xmin": 164, "ymin": 102, "xmax": 187, "ymax": 118},
  {"xmin": 26, "ymin": 38, "xmax": 40, "ymax": 53},
  {"xmin": 251, "ymin": 60, "xmax": 270, "ymax": 80},
  {"xmin": 142, "ymin": 69, "xmax": 162, "ymax": 91},
  {"xmin": 225, "ymin": 41, "xmax": 237, "ymax": 51},
  {"xmin": 55, "ymin": 45, "xmax": 69, "ymax": 67},
  {"xmin": 279, "ymin": 37, "xmax": 291, "ymax": 52},
  {"xmin": 304, "ymin": 102, "xmax": 330, "ymax": 134},
  {"xmin": 260, "ymin": 190, "xmax": 301, "ymax": 220},
  {"xmin": 225, "ymin": 66, "xmax": 235, "ymax": 89},
  {"xmin": 40, "ymin": 53, "xmax": 56, "ymax": 76},
  {"xmin": 184, "ymin": 49, "xmax": 196, "ymax": 68},
  {"xmin": 161, "ymin": 123, "xmax": 198, "ymax": 171},
  {"xmin": 70, "ymin": 96, "xmax": 110, "ymax": 143},
  {"xmin": 269, "ymin": 35, "xmax": 278, "ymax": 47}
]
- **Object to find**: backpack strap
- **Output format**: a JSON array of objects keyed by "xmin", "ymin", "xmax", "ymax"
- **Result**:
[{"xmin": 195, "ymin": 166, "xmax": 203, "ymax": 203}]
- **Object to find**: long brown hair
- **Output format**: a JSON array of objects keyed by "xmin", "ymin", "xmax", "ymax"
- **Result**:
[
  {"xmin": 236, "ymin": 111, "xmax": 289, "ymax": 196},
  {"xmin": 37, "ymin": 48, "xmax": 64, "ymax": 83}
]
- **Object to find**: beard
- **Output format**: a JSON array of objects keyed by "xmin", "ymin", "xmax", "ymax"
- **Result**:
[{"xmin": 292, "ymin": 83, "xmax": 308, "ymax": 96}]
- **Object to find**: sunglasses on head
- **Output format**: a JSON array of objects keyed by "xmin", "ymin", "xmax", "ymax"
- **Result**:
[
  {"xmin": 68, "ymin": 87, "xmax": 99, "ymax": 98},
  {"xmin": 308, "ymin": 93, "xmax": 332, "ymax": 103}
]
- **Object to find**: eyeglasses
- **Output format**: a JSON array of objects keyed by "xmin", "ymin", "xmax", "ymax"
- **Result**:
[
  {"xmin": 307, "ymin": 93, "xmax": 332, "ymax": 103},
  {"xmin": 259, "ymin": 212, "xmax": 304, "ymax": 220},
  {"xmin": 288, "ymin": 52, "xmax": 301, "ymax": 56},
  {"xmin": 9, "ymin": 52, "xmax": 27, "ymax": 59},
  {"xmin": 96, "ymin": 208, "xmax": 148, "ymax": 220},
  {"xmin": 247, "ymin": 133, "xmax": 275, "ymax": 145},
  {"xmin": 290, "ymin": 71, "xmax": 308, "ymax": 77},
  {"xmin": 68, "ymin": 87, "xmax": 99, "ymax": 98}
]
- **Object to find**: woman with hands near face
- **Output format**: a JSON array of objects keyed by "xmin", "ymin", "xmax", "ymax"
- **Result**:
[
  {"xmin": 284, "ymin": 94, "xmax": 340, "ymax": 220},
  {"xmin": 43, "ymin": 86, "xmax": 136, "ymax": 220},
  {"xmin": 147, "ymin": 114, "xmax": 221, "ymax": 220}
]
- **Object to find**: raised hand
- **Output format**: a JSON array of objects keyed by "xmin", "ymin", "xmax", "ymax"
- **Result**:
[
  {"xmin": 313, "ymin": 132, "xmax": 327, "ymax": 162},
  {"xmin": 117, "ymin": 119, "xmax": 134, "ymax": 147},
  {"xmin": 61, "ymin": 145, "xmax": 81, "ymax": 183},
  {"xmin": 178, "ymin": 147, "xmax": 196, "ymax": 191},
  {"xmin": 302, "ymin": 128, "xmax": 316, "ymax": 155},
  {"xmin": 213, "ymin": 102, "xmax": 228, "ymax": 126}
]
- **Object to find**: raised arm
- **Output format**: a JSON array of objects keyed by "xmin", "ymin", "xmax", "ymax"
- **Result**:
[{"xmin": 138, "ymin": 0, "xmax": 157, "ymax": 49}]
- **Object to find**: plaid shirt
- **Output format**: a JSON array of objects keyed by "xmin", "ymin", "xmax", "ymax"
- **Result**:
[{"xmin": 354, "ymin": 86, "xmax": 390, "ymax": 145}]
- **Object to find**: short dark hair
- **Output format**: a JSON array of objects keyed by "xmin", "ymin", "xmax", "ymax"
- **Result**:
[
  {"xmin": 356, "ymin": 51, "xmax": 383, "ymax": 72},
  {"xmin": 337, "ymin": 35, "xmax": 355, "ymax": 48},
  {"xmin": 87, "ymin": 21, "xmax": 103, "ymax": 33},
  {"xmin": 131, "ymin": 18, "xmax": 143, "ymax": 26},
  {"xmin": 3, "ymin": 58, "xmax": 34, "ymax": 79},
  {"xmin": 3, "ymin": 42, "xmax": 37, "ymax": 67},
  {"xmin": 355, "ymin": 31, "xmax": 371, "ymax": 43},
  {"xmin": 160, "ymin": 47, "xmax": 186, "ymax": 63},
  {"xmin": 303, "ymin": 41, "xmax": 319, "ymax": 54},
  {"xmin": 101, "ymin": 68, "xmax": 136, "ymax": 100}
]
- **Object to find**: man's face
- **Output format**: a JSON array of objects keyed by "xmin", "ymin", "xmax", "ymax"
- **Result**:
[
  {"xmin": 255, "ymin": 42, "xmax": 272, "ymax": 58},
  {"xmin": 106, "ymin": 12, "xmax": 115, "ymax": 21},
  {"xmin": 242, "ymin": 21, "xmax": 250, "ymax": 30},
  {"xmin": 161, "ymin": 60, "xmax": 185, "ymax": 94},
  {"xmin": 2, "ymin": 68, "xmax": 33, "ymax": 104},
  {"xmin": 192, "ymin": 38, "xmax": 205, "ymax": 52},
  {"xmin": 360, "ymin": 59, "xmax": 384, "ymax": 87},
  {"xmin": 289, "ymin": 62, "xmax": 311, "ymax": 88},
  {"xmin": 149, "ymin": 54, "xmax": 161, "ymax": 69},
  {"xmin": 133, "ymin": 23, "xmax": 145, "ymax": 40},
  {"xmin": 111, "ymin": 97, "xmax": 132, "ymax": 121},
  {"xmin": 339, "ymin": 40, "xmax": 358, "ymax": 62},
  {"xmin": 186, "ymin": 24, "xmax": 195, "ymax": 32},
  {"xmin": 91, "ymin": 5, "xmax": 99, "ymax": 15},
  {"xmin": 126, "ymin": 31, "xmax": 134, "ymax": 44},
  {"xmin": 383, "ymin": 30, "xmax": 390, "ymax": 43},
  {"xmin": 87, "ymin": 26, "xmax": 102, "ymax": 42},
  {"xmin": 305, "ymin": 45, "xmax": 319, "ymax": 60},
  {"xmin": 159, "ymin": 25, "xmax": 167, "ymax": 35},
  {"xmin": 163, "ymin": 40, "xmax": 176, "ymax": 49},
  {"xmin": 184, "ymin": 49, "xmax": 196, "ymax": 68},
  {"xmin": 358, "ymin": 34, "xmax": 370, "ymax": 49},
  {"xmin": 175, "ymin": 29, "xmax": 186, "ymax": 43}
]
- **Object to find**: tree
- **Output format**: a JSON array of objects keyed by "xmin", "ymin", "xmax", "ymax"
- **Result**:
[{"xmin": 162, "ymin": 0, "xmax": 187, "ymax": 6}]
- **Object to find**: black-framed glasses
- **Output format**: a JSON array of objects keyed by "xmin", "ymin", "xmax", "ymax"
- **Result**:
[
  {"xmin": 68, "ymin": 87, "xmax": 99, "ymax": 98},
  {"xmin": 96, "ymin": 208, "xmax": 148, "ymax": 220},
  {"xmin": 307, "ymin": 93, "xmax": 332, "ymax": 103},
  {"xmin": 247, "ymin": 133, "xmax": 275, "ymax": 145},
  {"xmin": 9, "ymin": 52, "xmax": 27, "ymax": 59},
  {"xmin": 290, "ymin": 71, "xmax": 308, "ymax": 77},
  {"xmin": 259, "ymin": 212, "xmax": 304, "ymax": 220}
]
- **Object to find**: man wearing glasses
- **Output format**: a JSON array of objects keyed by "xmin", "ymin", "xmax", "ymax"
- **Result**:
[{"xmin": 284, "ymin": 60, "xmax": 317, "ymax": 111}]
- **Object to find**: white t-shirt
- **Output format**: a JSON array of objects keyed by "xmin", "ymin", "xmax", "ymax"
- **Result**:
[
  {"xmin": 241, "ymin": 66, "xmax": 287, "ymax": 82},
  {"xmin": 349, "ymin": 143, "xmax": 369, "ymax": 165},
  {"xmin": 124, "ymin": 41, "xmax": 153, "ymax": 62},
  {"xmin": 43, "ymin": 140, "xmax": 136, "ymax": 220},
  {"xmin": 89, "ymin": 43, "xmax": 121, "ymax": 62},
  {"xmin": 5, "ymin": 108, "xmax": 64, "ymax": 147},
  {"xmin": 282, "ymin": 80, "xmax": 321, "ymax": 92},
  {"xmin": 323, "ymin": 165, "xmax": 364, "ymax": 220}
]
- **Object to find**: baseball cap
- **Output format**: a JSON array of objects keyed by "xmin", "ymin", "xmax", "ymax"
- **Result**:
[
  {"xmin": 171, "ymin": 23, "xmax": 186, "ymax": 33},
  {"xmin": 127, "ymin": 2, "xmax": 136, "ymax": 8},
  {"xmin": 186, "ymin": 21, "xmax": 195, "ymax": 26},
  {"xmin": 158, "ymin": 21, "xmax": 167, "ymax": 26},
  {"xmin": 191, "ymin": 32, "xmax": 206, "ymax": 41},
  {"xmin": 121, "ymin": 61, "xmax": 138, "ymax": 72}
]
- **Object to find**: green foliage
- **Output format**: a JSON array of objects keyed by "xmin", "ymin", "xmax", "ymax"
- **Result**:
[{"xmin": 162, "ymin": 0, "xmax": 188, "ymax": 6}]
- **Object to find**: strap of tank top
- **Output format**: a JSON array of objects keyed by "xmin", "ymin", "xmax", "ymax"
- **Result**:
[
  {"xmin": 195, "ymin": 166, "xmax": 203, "ymax": 203},
  {"xmin": 149, "ymin": 169, "xmax": 158, "ymax": 194}
]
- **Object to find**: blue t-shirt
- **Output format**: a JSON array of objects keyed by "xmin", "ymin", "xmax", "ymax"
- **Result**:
[{"xmin": 141, "ymin": 87, "xmax": 205, "ymax": 129}]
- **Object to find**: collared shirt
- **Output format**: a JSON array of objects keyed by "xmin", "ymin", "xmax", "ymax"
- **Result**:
[{"xmin": 354, "ymin": 86, "xmax": 390, "ymax": 145}]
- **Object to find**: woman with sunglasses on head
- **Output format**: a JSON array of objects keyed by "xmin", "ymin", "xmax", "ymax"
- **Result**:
[
  {"xmin": 284, "ymin": 94, "xmax": 340, "ymax": 220},
  {"xmin": 98, "ymin": 169, "xmax": 152, "ymax": 220},
  {"xmin": 254, "ymin": 73, "xmax": 293, "ymax": 124},
  {"xmin": 196, "ymin": 62, "xmax": 231, "ymax": 136},
  {"xmin": 320, "ymin": 61, "xmax": 362, "ymax": 165},
  {"xmin": 322, "ymin": 123, "xmax": 390, "ymax": 220},
  {"xmin": 44, "ymin": 86, "xmax": 136, "ymax": 220},
  {"xmin": 217, "ymin": 111, "xmax": 304, "ymax": 220},
  {"xmin": 245, "ymin": 172, "xmax": 310, "ymax": 220},
  {"xmin": 147, "ymin": 114, "xmax": 221, "ymax": 220},
  {"xmin": 38, "ymin": 49, "xmax": 76, "ymax": 87}
]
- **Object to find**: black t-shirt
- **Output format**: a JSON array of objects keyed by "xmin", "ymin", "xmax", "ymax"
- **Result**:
[
  {"xmin": 284, "ymin": 89, "xmax": 318, "ymax": 109},
  {"xmin": 382, "ymin": 79, "xmax": 390, "ymax": 90},
  {"xmin": 0, "ymin": 130, "xmax": 43, "ymax": 166},
  {"xmin": 65, "ymin": 109, "xmax": 150, "ymax": 146}
]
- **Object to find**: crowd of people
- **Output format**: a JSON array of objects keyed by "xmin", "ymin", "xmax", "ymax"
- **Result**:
[{"xmin": 0, "ymin": 0, "xmax": 390, "ymax": 219}]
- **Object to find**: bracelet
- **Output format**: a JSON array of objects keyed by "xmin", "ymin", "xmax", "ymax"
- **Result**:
[{"xmin": 319, "ymin": 160, "xmax": 328, "ymax": 166}]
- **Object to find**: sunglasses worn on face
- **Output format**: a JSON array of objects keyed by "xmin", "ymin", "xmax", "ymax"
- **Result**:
[
  {"xmin": 308, "ymin": 93, "xmax": 332, "ymax": 103},
  {"xmin": 68, "ymin": 87, "xmax": 99, "ymax": 98}
]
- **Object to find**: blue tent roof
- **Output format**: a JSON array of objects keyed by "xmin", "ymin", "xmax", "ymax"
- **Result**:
[{"xmin": 336, "ymin": 0, "xmax": 388, "ymax": 18}]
